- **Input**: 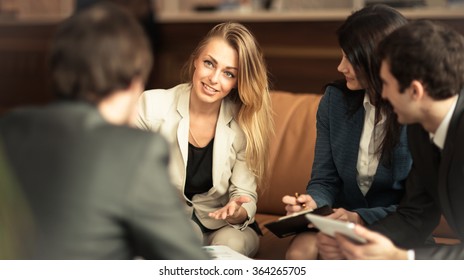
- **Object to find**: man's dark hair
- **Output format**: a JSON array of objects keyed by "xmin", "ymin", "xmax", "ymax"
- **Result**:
[
  {"xmin": 50, "ymin": 2, "xmax": 153, "ymax": 103},
  {"xmin": 378, "ymin": 20, "xmax": 464, "ymax": 100}
]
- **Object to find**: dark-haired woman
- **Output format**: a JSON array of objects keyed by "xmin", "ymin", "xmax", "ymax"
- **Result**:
[{"xmin": 282, "ymin": 4, "xmax": 412, "ymax": 259}]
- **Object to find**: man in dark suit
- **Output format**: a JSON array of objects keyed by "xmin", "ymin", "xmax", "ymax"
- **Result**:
[
  {"xmin": 316, "ymin": 20, "xmax": 464, "ymax": 259},
  {"xmin": 0, "ymin": 3, "xmax": 209, "ymax": 260}
]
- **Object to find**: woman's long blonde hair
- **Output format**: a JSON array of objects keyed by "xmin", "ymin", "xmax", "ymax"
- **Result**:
[{"xmin": 183, "ymin": 22, "xmax": 273, "ymax": 189}]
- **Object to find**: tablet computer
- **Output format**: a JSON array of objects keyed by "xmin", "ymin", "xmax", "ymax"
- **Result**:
[{"xmin": 304, "ymin": 213, "xmax": 367, "ymax": 244}]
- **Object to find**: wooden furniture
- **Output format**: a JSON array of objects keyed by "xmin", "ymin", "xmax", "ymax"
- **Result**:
[
  {"xmin": 154, "ymin": 8, "xmax": 464, "ymax": 93},
  {"xmin": 1, "ymin": 8, "xmax": 464, "ymax": 114},
  {"xmin": 0, "ymin": 21, "xmax": 57, "ymax": 114},
  {"xmin": 155, "ymin": 20, "xmax": 341, "ymax": 93}
]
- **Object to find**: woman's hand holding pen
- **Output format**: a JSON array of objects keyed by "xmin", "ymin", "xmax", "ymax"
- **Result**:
[{"xmin": 282, "ymin": 193, "xmax": 317, "ymax": 215}]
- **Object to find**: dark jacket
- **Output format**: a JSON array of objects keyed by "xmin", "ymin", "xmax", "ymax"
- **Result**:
[
  {"xmin": 0, "ymin": 102, "xmax": 209, "ymax": 260},
  {"xmin": 370, "ymin": 92, "xmax": 464, "ymax": 259},
  {"xmin": 308, "ymin": 85, "xmax": 412, "ymax": 224}
]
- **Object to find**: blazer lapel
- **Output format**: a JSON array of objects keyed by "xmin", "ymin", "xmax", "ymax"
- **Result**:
[
  {"xmin": 176, "ymin": 90, "xmax": 190, "ymax": 170},
  {"xmin": 212, "ymin": 99, "xmax": 235, "ymax": 190},
  {"xmin": 437, "ymin": 92, "xmax": 464, "ymax": 230}
]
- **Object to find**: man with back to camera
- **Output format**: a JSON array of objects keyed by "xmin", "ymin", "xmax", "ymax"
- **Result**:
[
  {"xmin": 0, "ymin": 3, "xmax": 209, "ymax": 259},
  {"xmin": 316, "ymin": 20, "xmax": 464, "ymax": 260}
]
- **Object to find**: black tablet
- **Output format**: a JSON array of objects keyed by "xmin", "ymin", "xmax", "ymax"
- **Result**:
[{"xmin": 264, "ymin": 205, "xmax": 333, "ymax": 238}]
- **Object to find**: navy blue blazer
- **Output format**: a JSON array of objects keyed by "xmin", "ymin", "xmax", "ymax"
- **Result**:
[{"xmin": 307, "ymin": 85, "xmax": 412, "ymax": 224}]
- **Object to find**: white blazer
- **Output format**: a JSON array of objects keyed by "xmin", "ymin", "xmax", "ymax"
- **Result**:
[{"xmin": 136, "ymin": 83, "xmax": 257, "ymax": 230}]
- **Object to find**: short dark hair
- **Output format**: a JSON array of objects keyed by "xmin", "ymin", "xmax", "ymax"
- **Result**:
[
  {"xmin": 50, "ymin": 2, "xmax": 153, "ymax": 103},
  {"xmin": 378, "ymin": 20, "xmax": 464, "ymax": 100}
]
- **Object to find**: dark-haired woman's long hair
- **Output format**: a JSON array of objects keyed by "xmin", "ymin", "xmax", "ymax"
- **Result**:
[{"xmin": 333, "ymin": 4, "xmax": 408, "ymax": 166}]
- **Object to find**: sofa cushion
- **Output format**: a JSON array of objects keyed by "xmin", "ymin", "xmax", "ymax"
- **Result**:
[
  {"xmin": 254, "ymin": 91, "xmax": 322, "ymax": 259},
  {"xmin": 257, "ymin": 91, "xmax": 323, "ymax": 216},
  {"xmin": 433, "ymin": 216, "xmax": 460, "ymax": 245}
]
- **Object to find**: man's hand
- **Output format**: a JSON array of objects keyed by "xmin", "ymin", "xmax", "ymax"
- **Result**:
[
  {"xmin": 316, "ymin": 232, "xmax": 346, "ymax": 260},
  {"xmin": 336, "ymin": 224, "xmax": 408, "ymax": 260}
]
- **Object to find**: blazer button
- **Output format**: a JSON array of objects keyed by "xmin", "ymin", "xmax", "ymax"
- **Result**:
[{"xmin": 186, "ymin": 201, "xmax": 193, "ymax": 207}]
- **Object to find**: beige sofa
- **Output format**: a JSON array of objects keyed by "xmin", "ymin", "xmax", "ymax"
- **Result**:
[{"xmin": 253, "ymin": 90, "xmax": 459, "ymax": 260}]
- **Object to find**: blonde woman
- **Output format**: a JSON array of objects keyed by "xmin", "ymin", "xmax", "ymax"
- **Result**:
[{"xmin": 136, "ymin": 22, "xmax": 272, "ymax": 257}]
